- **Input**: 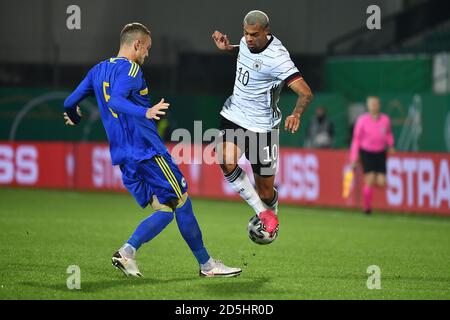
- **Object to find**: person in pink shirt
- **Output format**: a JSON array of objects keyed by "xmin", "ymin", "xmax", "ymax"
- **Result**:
[{"xmin": 350, "ymin": 96, "xmax": 395, "ymax": 214}]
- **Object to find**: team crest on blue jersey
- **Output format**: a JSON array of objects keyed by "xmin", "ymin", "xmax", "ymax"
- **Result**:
[
  {"xmin": 253, "ymin": 59, "xmax": 263, "ymax": 71},
  {"xmin": 181, "ymin": 177, "xmax": 187, "ymax": 188}
]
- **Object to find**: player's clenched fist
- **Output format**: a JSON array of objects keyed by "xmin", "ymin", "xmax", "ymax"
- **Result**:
[
  {"xmin": 212, "ymin": 30, "xmax": 234, "ymax": 51},
  {"xmin": 146, "ymin": 98, "xmax": 170, "ymax": 120}
]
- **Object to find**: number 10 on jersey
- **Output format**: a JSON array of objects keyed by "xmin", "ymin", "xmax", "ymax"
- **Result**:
[{"xmin": 237, "ymin": 67, "xmax": 249, "ymax": 86}]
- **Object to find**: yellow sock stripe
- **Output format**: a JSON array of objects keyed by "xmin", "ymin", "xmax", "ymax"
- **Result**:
[
  {"xmin": 128, "ymin": 62, "xmax": 137, "ymax": 76},
  {"xmin": 131, "ymin": 63, "xmax": 140, "ymax": 77},
  {"xmin": 156, "ymin": 157, "xmax": 182, "ymax": 199},
  {"xmin": 155, "ymin": 157, "xmax": 182, "ymax": 198}
]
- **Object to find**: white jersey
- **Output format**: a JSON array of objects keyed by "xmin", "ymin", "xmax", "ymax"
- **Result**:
[{"xmin": 220, "ymin": 34, "xmax": 301, "ymax": 133}]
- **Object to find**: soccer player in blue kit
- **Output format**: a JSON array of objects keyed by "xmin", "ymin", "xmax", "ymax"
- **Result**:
[{"xmin": 63, "ymin": 23, "xmax": 241, "ymax": 278}]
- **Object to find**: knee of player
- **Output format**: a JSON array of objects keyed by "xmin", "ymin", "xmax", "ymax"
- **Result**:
[
  {"xmin": 364, "ymin": 174, "xmax": 376, "ymax": 186},
  {"xmin": 377, "ymin": 178, "xmax": 386, "ymax": 187},
  {"xmin": 222, "ymin": 154, "xmax": 238, "ymax": 167},
  {"xmin": 220, "ymin": 163, "xmax": 237, "ymax": 175},
  {"xmin": 150, "ymin": 196, "xmax": 176, "ymax": 214},
  {"xmin": 220, "ymin": 147, "xmax": 239, "ymax": 165},
  {"xmin": 174, "ymin": 193, "xmax": 190, "ymax": 210},
  {"xmin": 155, "ymin": 205, "xmax": 176, "ymax": 217}
]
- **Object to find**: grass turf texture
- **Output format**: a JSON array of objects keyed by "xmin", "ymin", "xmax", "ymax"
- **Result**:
[{"xmin": 0, "ymin": 188, "xmax": 449, "ymax": 300}]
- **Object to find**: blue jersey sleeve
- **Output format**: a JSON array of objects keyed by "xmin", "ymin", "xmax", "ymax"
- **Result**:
[
  {"xmin": 108, "ymin": 63, "xmax": 148, "ymax": 118},
  {"xmin": 64, "ymin": 69, "xmax": 94, "ymax": 123}
]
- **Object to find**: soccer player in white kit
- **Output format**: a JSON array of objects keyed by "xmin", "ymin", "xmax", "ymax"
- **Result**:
[{"xmin": 212, "ymin": 10, "xmax": 313, "ymax": 237}]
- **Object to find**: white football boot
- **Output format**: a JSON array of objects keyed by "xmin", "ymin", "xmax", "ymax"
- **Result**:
[
  {"xmin": 199, "ymin": 259, "xmax": 242, "ymax": 278},
  {"xmin": 111, "ymin": 250, "xmax": 143, "ymax": 277}
]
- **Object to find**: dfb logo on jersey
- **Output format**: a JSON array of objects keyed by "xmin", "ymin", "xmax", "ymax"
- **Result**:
[{"xmin": 253, "ymin": 59, "xmax": 263, "ymax": 71}]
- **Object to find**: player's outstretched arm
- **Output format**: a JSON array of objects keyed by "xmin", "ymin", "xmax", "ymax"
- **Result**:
[
  {"xmin": 284, "ymin": 78, "xmax": 313, "ymax": 134},
  {"xmin": 108, "ymin": 91, "xmax": 170, "ymax": 120},
  {"xmin": 63, "ymin": 71, "xmax": 93, "ymax": 125},
  {"xmin": 212, "ymin": 30, "xmax": 239, "ymax": 53},
  {"xmin": 108, "ymin": 64, "xmax": 169, "ymax": 120}
]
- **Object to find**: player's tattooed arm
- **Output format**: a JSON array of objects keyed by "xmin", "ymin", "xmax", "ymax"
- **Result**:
[
  {"xmin": 284, "ymin": 78, "xmax": 313, "ymax": 133},
  {"xmin": 212, "ymin": 30, "xmax": 239, "ymax": 53}
]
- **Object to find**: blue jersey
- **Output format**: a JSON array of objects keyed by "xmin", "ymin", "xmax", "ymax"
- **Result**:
[{"xmin": 64, "ymin": 57, "xmax": 168, "ymax": 165}]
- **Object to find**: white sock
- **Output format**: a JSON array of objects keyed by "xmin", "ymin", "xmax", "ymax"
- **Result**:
[
  {"xmin": 200, "ymin": 257, "xmax": 214, "ymax": 270},
  {"xmin": 120, "ymin": 243, "xmax": 136, "ymax": 259},
  {"xmin": 224, "ymin": 166, "xmax": 266, "ymax": 215},
  {"xmin": 263, "ymin": 188, "xmax": 278, "ymax": 215}
]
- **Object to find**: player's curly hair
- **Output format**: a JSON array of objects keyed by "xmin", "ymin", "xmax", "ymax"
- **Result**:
[{"xmin": 120, "ymin": 22, "xmax": 151, "ymax": 46}]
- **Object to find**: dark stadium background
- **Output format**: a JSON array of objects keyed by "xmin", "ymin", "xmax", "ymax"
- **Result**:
[
  {"xmin": 1, "ymin": 0, "xmax": 448, "ymax": 147},
  {"xmin": 1, "ymin": 0, "xmax": 449, "ymax": 214}
]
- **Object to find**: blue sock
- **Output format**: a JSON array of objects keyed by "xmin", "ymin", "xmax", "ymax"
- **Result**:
[
  {"xmin": 175, "ymin": 197, "xmax": 210, "ymax": 265},
  {"xmin": 127, "ymin": 210, "xmax": 174, "ymax": 250}
]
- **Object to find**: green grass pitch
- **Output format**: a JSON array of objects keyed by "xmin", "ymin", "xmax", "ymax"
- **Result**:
[{"xmin": 0, "ymin": 188, "xmax": 449, "ymax": 300}]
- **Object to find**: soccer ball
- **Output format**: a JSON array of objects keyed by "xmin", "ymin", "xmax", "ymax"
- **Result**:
[{"xmin": 247, "ymin": 214, "xmax": 278, "ymax": 245}]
